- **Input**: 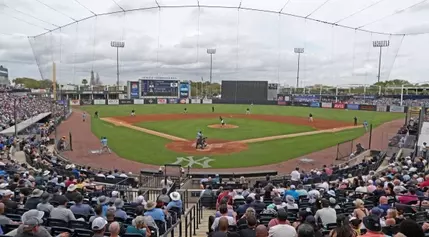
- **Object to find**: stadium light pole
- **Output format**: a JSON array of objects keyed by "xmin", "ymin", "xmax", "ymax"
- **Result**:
[
  {"xmin": 207, "ymin": 48, "xmax": 216, "ymax": 97},
  {"xmin": 372, "ymin": 40, "xmax": 389, "ymax": 83},
  {"xmin": 294, "ymin": 48, "xmax": 304, "ymax": 89},
  {"xmin": 110, "ymin": 41, "xmax": 125, "ymax": 86}
]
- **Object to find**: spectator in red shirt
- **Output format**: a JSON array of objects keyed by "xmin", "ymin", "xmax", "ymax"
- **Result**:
[
  {"xmin": 216, "ymin": 187, "xmax": 232, "ymax": 209},
  {"xmin": 398, "ymin": 188, "xmax": 418, "ymax": 204},
  {"xmin": 419, "ymin": 175, "xmax": 429, "ymax": 188},
  {"xmin": 65, "ymin": 175, "xmax": 77, "ymax": 188}
]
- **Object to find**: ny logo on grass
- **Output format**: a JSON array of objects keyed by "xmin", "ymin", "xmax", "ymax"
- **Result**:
[{"xmin": 172, "ymin": 156, "xmax": 214, "ymax": 168}]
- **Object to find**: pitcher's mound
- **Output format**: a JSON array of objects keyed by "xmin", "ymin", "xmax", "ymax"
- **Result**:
[
  {"xmin": 165, "ymin": 139, "xmax": 247, "ymax": 155},
  {"xmin": 208, "ymin": 124, "xmax": 239, "ymax": 129}
]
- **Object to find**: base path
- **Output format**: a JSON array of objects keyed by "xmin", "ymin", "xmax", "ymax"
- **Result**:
[
  {"xmin": 166, "ymin": 139, "xmax": 248, "ymax": 155},
  {"xmin": 57, "ymin": 110, "xmax": 404, "ymax": 174},
  {"xmin": 101, "ymin": 117, "xmax": 187, "ymax": 141}
]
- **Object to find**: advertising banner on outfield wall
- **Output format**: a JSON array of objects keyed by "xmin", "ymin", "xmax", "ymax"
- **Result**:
[
  {"xmin": 333, "ymin": 103, "xmax": 345, "ymax": 109},
  {"xmin": 377, "ymin": 105, "xmax": 387, "ymax": 112},
  {"xmin": 321, "ymin": 102, "xmax": 332, "ymax": 108},
  {"xmin": 278, "ymin": 101, "xmax": 286, "ymax": 105},
  {"xmin": 168, "ymin": 98, "xmax": 178, "ymax": 104},
  {"xmin": 107, "ymin": 99, "xmax": 119, "ymax": 105},
  {"xmin": 157, "ymin": 98, "xmax": 167, "ymax": 104},
  {"xmin": 277, "ymin": 95, "xmax": 285, "ymax": 101},
  {"xmin": 119, "ymin": 99, "xmax": 133, "ymax": 105},
  {"xmin": 310, "ymin": 102, "xmax": 320, "ymax": 108},
  {"xmin": 179, "ymin": 99, "xmax": 188, "ymax": 104},
  {"xmin": 94, "ymin": 99, "xmax": 106, "ymax": 105},
  {"xmin": 360, "ymin": 104, "xmax": 376, "ymax": 111},
  {"xmin": 202, "ymin": 99, "xmax": 212, "ymax": 104},
  {"xmin": 144, "ymin": 98, "xmax": 157, "ymax": 104},
  {"xmin": 80, "ymin": 100, "xmax": 92, "ymax": 105},
  {"xmin": 191, "ymin": 99, "xmax": 200, "ymax": 104},
  {"xmin": 346, "ymin": 104, "xmax": 360, "ymax": 110},
  {"xmin": 133, "ymin": 99, "xmax": 144, "ymax": 104},
  {"xmin": 70, "ymin": 100, "xmax": 80, "ymax": 106},
  {"xmin": 389, "ymin": 105, "xmax": 404, "ymax": 113},
  {"xmin": 293, "ymin": 102, "xmax": 310, "ymax": 107}
]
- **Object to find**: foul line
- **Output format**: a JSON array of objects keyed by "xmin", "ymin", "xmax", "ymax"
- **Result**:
[
  {"xmin": 101, "ymin": 117, "xmax": 188, "ymax": 141},
  {"xmin": 235, "ymin": 125, "xmax": 361, "ymax": 144}
]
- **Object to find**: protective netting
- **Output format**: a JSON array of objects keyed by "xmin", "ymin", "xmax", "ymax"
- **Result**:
[{"xmin": 11, "ymin": 1, "xmax": 428, "ymax": 85}]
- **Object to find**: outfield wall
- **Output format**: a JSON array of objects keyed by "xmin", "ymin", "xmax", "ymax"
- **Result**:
[{"xmin": 72, "ymin": 98, "xmax": 408, "ymax": 114}]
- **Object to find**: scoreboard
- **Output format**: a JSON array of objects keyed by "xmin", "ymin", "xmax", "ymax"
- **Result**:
[{"xmin": 141, "ymin": 79, "xmax": 179, "ymax": 97}]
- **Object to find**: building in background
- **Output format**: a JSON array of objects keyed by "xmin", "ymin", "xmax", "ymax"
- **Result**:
[{"xmin": 0, "ymin": 66, "xmax": 10, "ymax": 85}]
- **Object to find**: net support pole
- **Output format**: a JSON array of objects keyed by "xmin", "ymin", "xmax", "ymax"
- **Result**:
[
  {"xmin": 400, "ymin": 85, "xmax": 404, "ymax": 106},
  {"xmin": 369, "ymin": 124, "xmax": 373, "ymax": 149},
  {"xmin": 69, "ymin": 132, "xmax": 73, "ymax": 151},
  {"xmin": 53, "ymin": 62, "xmax": 57, "ymax": 100}
]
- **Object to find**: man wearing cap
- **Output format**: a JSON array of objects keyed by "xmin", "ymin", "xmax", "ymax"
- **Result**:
[
  {"xmin": 15, "ymin": 209, "xmax": 70, "ymax": 237},
  {"xmin": 1, "ymin": 189, "xmax": 17, "ymax": 213},
  {"xmin": 24, "ymin": 189, "xmax": 44, "ymax": 210},
  {"xmin": 114, "ymin": 198, "xmax": 128, "ymax": 220},
  {"xmin": 361, "ymin": 215, "xmax": 384, "ymax": 237},
  {"xmin": 70, "ymin": 193, "xmax": 95, "ymax": 216},
  {"xmin": 92, "ymin": 217, "xmax": 108, "ymax": 237}
]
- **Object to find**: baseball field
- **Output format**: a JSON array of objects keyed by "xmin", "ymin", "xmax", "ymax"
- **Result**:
[{"xmin": 71, "ymin": 104, "xmax": 404, "ymax": 169}]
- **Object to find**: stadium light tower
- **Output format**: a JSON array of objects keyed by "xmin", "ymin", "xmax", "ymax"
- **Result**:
[
  {"xmin": 207, "ymin": 48, "xmax": 216, "ymax": 97},
  {"xmin": 294, "ymin": 48, "xmax": 304, "ymax": 88},
  {"xmin": 110, "ymin": 41, "xmax": 125, "ymax": 86},
  {"xmin": 372, "ymin": 40, "xmax": 389, "ymax": 83}
]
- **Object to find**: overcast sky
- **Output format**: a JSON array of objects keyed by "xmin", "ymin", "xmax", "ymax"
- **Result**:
[{"xmin": 1, "ymin": 0, "xmax": 429, "ymax": 87}]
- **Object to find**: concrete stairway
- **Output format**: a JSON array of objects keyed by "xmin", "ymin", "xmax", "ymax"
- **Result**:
[{"xmin": 194, "ymin": 208, "xmax": 216, "ymax": 237}]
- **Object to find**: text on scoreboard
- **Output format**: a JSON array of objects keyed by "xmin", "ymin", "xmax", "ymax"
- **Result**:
[{"xmin": 141, "ymin": 80, "xmax": 179, "ymax": 97}]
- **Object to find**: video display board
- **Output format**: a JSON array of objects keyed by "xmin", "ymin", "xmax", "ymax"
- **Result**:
[{"xmin": 141, "ymin": 79, "xmax": 179, "ymax": 97}]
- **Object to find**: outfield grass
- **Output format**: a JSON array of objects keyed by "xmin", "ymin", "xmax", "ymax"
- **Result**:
[
  {"xmin": 136, "ymin": 118, "xmax": 315, "ymax": 140},
  {"xmin": 91, "ymin": 117, "xmax": 368, "ymax": 168},
  {"xmin": 82, "ymin": 104, "xmax": 404, "ymax": 126}
]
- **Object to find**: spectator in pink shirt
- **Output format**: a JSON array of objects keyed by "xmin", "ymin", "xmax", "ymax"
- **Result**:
[{"xmin": 398, "ymin": 188, "xmax": 418, "ymax": 204}]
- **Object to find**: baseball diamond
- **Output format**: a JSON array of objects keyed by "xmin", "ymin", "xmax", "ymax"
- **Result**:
[{"xmin": 56, "ymin": 103, "xmax": 405, "ymax": 172}]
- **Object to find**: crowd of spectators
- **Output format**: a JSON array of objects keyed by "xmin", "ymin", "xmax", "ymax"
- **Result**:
[
  {"xmin": 0, "ymin": 93, "xmax": 64, "ymax": 133},
  {"xmin": 343, "ymin": 98, "xmax": 429, "ymax": 106}
]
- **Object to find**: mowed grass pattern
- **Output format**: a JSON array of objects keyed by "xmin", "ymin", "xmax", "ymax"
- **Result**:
[
  {"xmin": 81, "ymin": 104, "xmax": 404, "ymax": 126},
  {"xmin": 83, "ymin": 104, "xmax": 404, "ymax": 168},
  {"xmin": 137, "ymin": 118, "xmax": 315, "ymax": 140}
]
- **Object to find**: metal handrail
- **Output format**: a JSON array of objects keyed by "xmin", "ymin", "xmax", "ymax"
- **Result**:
[{"xmin": 162, "ymin": 195, "xmax": 203, "ymax": 237}]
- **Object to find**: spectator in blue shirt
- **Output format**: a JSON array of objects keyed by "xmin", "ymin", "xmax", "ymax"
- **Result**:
[
  {"xmin": 70, "ymin": 193, "xmax": 95, "ymax": 216},
  {"xmin": 126, "ymin": 216, "xmax": 150, "ymax": 236},
  {"xmin": 144, "ymin": 201, "xmax": 166, "ymax": 222},
  {"xmin": 97, "ymin": 196, "xmax": 110, "ymax": 217},
  {"xmin": 236, "ymin": 197, "xmax": 253, "ymax": 216},
  {"xmin": 284, "ymin": 185, "xmax": 300, "ymax": 200},
  {"xmin": 114, "ymin": 199, "xmax": 128, "ymax": 220},
  {"xmin": 166, "ymin": 191, "xmax": 183, "ymax": 214}
]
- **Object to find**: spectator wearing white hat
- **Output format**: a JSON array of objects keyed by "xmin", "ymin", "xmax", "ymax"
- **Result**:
[
  {"xmin": 65, "ymin": 184, "xmax": 79, "ymax": 202},
  {"xmin": 144, "ymin": 201, "xmax": 166, "ymax": 223},
  {"xmin": 167, "ymin": 191, "xmax": 183, "ymax": 213},
  {"xmin": 1, "ymin": 189, "xmax": 17, "ymax": 212},
  {"xmin": 92, "ymin": 217, "xmax": 108, "ymax": 237}
]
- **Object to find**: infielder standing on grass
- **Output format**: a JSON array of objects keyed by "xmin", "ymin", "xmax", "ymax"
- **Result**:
[
  {"xmin": 131, "ymin": 109, "xmax": 135, "ymax": 116},
  {"xmin": 308, "ymin": 113, "xmax": 313, "ymax": 122},
  {"xmin": 363, "ymin": 120, "xmax": 369, "ymax": 131},
  {"xmin": 100, "ymin": 136, "xmax": 111, "ymax": 154},
  {"xmin": 246, "ymin": 108, "xmax": 250, "ymax": 115}
]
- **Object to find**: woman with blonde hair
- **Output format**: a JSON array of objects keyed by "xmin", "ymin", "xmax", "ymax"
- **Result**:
[
  {"xmin": 237, "ymin": 207, "xmax": 256, "ymax": 226},
  {"xmin": 384, "ymin": 209, "xmax": 398, "ymax": 226},
  {"xmin": 352, "ymin": 199, "xmax": 369, "ymax": 220}
]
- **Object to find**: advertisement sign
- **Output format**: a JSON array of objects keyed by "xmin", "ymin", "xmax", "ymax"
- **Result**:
[
  {"xmin": 119, "ymin": 99, "xmax": 133, "ymax": 105},
  {"xmin": 333, "ymin": 103, "xmax": 345, "ymax": 109},
  {"xmin": 80, "ymin": 100, "xmax": 92, "ymax": 105},
  {"xmin": 278, "ymin": 101, "xmax": 286, "ymax": 105},
  {"xmin": 130, "ymin": 81, "xmax": 139, "ymax": 99},
  {"xmin": 321, "ymin": 102, "xmax": 332, "ymax": 108},
  {"xmin": 157, "ymin": 98, "xmax": 167, "ymax": 104},
  {"xmin": 360, "ymin": 104, "xmax": 376, "ymax": 111},
  {"xmin": 179, "ymin": 82, "xmax": 190, "ymax": 98},
  {"xmin": 310, "ymin": 102, "xmax": 320, "ymax": 108},
  {"xmin": 389, "ymin": 105, "xmax": 404, "ymax": 113},
  {"xmin": 94, "ymin": 99, "xmax": 106, "ymax": 105},
  {"xmin": 144, "ymin": 98, "xmax": 157, "ymax": 104},
  {"xmin": 376, "ymin": 105, "xmax": 387, "ymax": 112},
  {"xmin": 179, "ymin": 99, "xmax": 188, "ymax": 104},
  {"xmin": 277, "ymin": 95, "xmax": 285, "ymax": 101},
  {"xmin": 346, "ymin": 104, "xmax": 360, "ymax": 110},
  {"xmin": 133, "ymin": 99, "xmax": 144, "ymax": 104},
  {"xmin": 202, "ymin": 99, "xmax": 212, "ymax": 104},
  {"xmin": 284, "ymin": 96, "xmax": 290, "ymax": 102},
  {"xmin": 168, "ymin": 98, "xmax": 178, "ymax": 104},
  {"xmin": 108, "ymin": 99, "xmax": 119, "ymax": 105},
  {"xmin": 70, "ymin": 100, "xmax": 80, "ymax": 106},
  {"xmin": 293, "ymin": 102, "xmax": 310, "ymax": 107},
  {"xmin": 191, "ymin": 99, "xmax": 200, "ymax": 104}
]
